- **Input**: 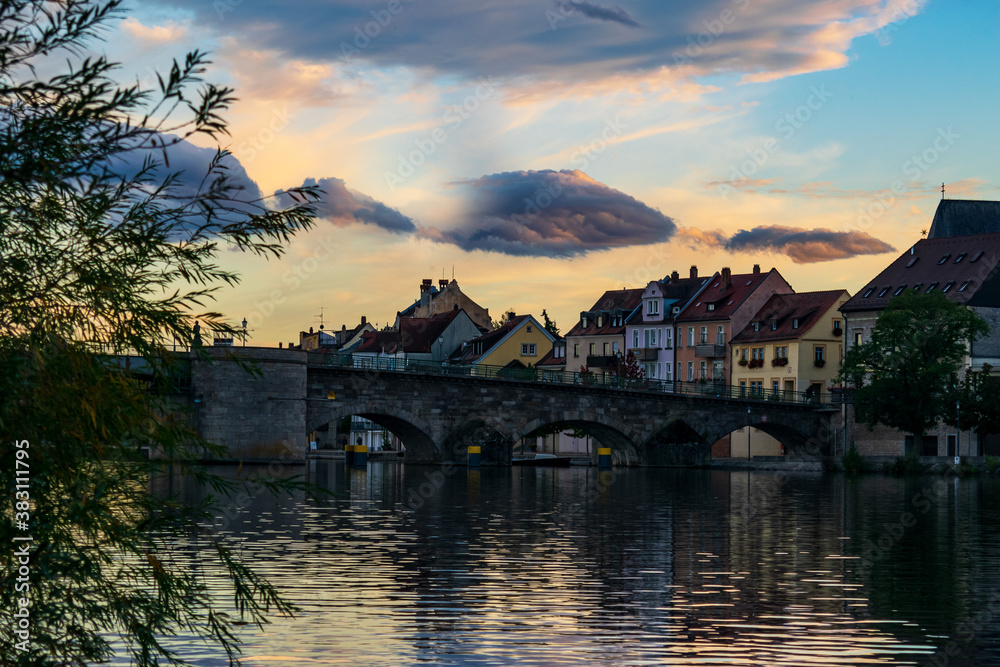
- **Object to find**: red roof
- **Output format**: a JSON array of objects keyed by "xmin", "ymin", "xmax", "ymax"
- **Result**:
[
  {"xmin": 676, "ymin": 269, "xmax": 783, "ymax": 322},
  {"xmin": 353, "ymin": 310, "xmax": 467, "ymax": 355},
  {"xmin": 731, "ymin": 290, "xmax": 848, "ymax": 343},
  {"xmin": 566, "ymin": 288, "xmax": 644, "ymax": 337},
  {"xmin": 841, "ymin": 234, "xmax": 1000, "ymax": 312}
]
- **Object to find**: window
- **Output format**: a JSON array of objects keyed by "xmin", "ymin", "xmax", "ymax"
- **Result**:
[
  {"xmin": 707, "ymin": 303, "xmax": 715, "ymax": 312},
  {"xmin": 644, "ymin": 328, "xmax": 658, "ymax": 347},
  {"xmin": 589, "ymin": 343, "xmax": 595, "ymax": 355},
  {"xmin": 665, "ymin": 363, "xmax": 673, "ymax": 382},
  {"xmin": 942, "ymin": 282, "xmax": 954, "ymax": 293},
  {"xmin": 863, "ymin": 287, "xmax": 875, "ymax": 298},
  {"xmin": 854, "ymin": 331, "xmax": 862, "ymax": 347},
  {"xmin": 603, "ymin": 342, "xmax": 609, "ymax": 355},
  {"xmin": 581, "ymin": 315, "xmax": 587, "ymax": 328},
  {"xmin": 926, "ymin": 282, "xmax": 938, "ymax": 293},
  {"xmin": 877, "ymin": 286, "xmax": 891, "ymax": 297},
  {"xmin": 521, "ymin": 343, "xmax": 537, "ymax": 356},
  {"xmin": 526, "ymin": 325, "xmax": 532, "ymax": 333},
  {"xmin": 699, "ymin": 360, "xmax": 707, "ymax": 380},
  {"xmin": 771, "ymin": 320, "xmax": 778, "ymax": 331},
  {"xmin": 646, "ymin": 363, "xmax": 657, "ymax": 379},
  {"xmin": 775, "ymin": 346, "xmax": 788, "ymax": 359},
  {"xmin": 597, "ymin": 315, "xmax": 603, "ymax": 328},
  {"xmin": 958, "ymin": 281, "xmax": 971, "ymax": 292},
  {"xmin": 648, "ymin": 299, "xmax": 659, "ymax": 315},
  {"xmin": 912, "ymin": 283, "xmax": 922, "ymax": 292},
  {"xmin": 713, "ymin": 361, "xmax": 724, "ymax": 381},
  {"xmin": 687, "ymin": 362, "xmax": 694, "ymax": 382},
  {"xmin": 752, "ymin": 347, "xmax": 764, "ymax": 360},
  {"xmin": 954, "ymin": 252, "xmax": 966, "ymax": 263},
  {"xmin": 574, "ymin": 344, "xmax": 580, "ymax": 357},
  {"xmin": 792, "ymin": 318, "xmax": 799, "ymax": 329},
  {"xmin": 815, "ymin": 346, "xmax": 825, "ymax": 362},
  {"xmin": 750, "ymin": 380, "xmax": 763, "ymax": 396},
  {"xmin": 971, "ymin": 250, "xmax": 984, "ymax": 262},
  {"xmin": 753, "ymin": 322, "xmax": 760, "ymax": 332},
  {"xmin": 833, "ymin": 320, "xmax": 842, "ymax": 333},
  {"xmin": 612, "ymin": 342, "xmax": 619, "ymax": 353},
  {"xmin": 893, "ymin": 285, "xmax": 907, "ymax": 296},
  {"xmin": 633, "ymin": 329, "xmax": 639, "ymax": 348},
  {"xmin": 700, "ymin": 326, "xmax": 708, "ymax": 343},
  {"xmin": 772, "ymin": 380, "xmax": 780, "ymax": 393},
  {"xmin": 905, "ymin": 256, "xmax": 919, "ymax": 268},
  {"xmin": 740, "ymin": 348, "xmax": 748, "ymax": 361},
  {"xmin": 717, "ymin": 325, "xmax": 725, "ymax": 345},
  {"xmin": 665, "ymin": 329, "xmax": 673, "ymax": 349},
  {"xmin": 937, "ymin": 254, "xmax": 950, "ymax": 265},
  {"xmin": 688, "ymin": 327, "xmax": 695, "ymax": 347}
]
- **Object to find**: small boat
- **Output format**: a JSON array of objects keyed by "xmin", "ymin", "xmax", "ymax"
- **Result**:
[{"xmin": 512, "ymin": 453, "xmax": 572, "ymax": 467}]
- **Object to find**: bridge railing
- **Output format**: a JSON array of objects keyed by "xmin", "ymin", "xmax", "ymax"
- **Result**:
[{"xmin": 312, "ymin": 353, "xmax": 841, "ymax": 406}]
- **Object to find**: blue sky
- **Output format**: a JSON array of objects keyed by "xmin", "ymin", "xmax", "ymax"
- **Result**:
[{"xmin": 102, "ymin": 0, "xmax": 998, "ymax": 341}]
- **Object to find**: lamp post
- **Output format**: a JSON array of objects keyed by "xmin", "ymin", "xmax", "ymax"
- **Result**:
[{"xmin": 241, "ymin": 317, "xmax": 247, "ymax": 347}]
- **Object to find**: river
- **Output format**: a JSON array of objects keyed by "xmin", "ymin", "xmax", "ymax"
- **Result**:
[{"xmin": 137, "ymin": 463, "xmax": 1000, "ymax": 666}]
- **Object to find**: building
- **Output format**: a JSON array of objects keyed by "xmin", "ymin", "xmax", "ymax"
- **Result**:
[
  {"xmin": 352, "ymin": 308, "xmax": 483, "ymax": 366},
  {"xmin": 840, "ymin": 230, "xmax": 1000, "ymax": 457},
  {"xmin": 674, "ymin": 265, "xmax": 793, "ymax": 384},
  {"xmin": 927, "ymin": 199, "xmax": 1000, "ymax": 239},
  {"xmin": 450, "ymin": 313, "xmax": 557, "ymax": 369},
  {"xmin": 396, "ymin": 278, "xmax": 491, "ymax": 331},
  {"xmin": 624, "ymin": 269, "xmax": 713, "ymax": 383},
  {"xmin": 565, "ymin": 288, "xmax": 644, "ymax": 375},
  {"xmin": 535, "ymin": 337, "xmax": 567, "ymax": 381},
  {"xmin": 298, "ymin": 316, "xmax": 374, "ymax": 351},
  {"xmin": 725, "ymin": 290, "xmax": 850, "ymax": 458}
]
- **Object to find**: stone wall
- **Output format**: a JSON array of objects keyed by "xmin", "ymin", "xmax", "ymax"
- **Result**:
[{"xmin": 190, "ymin": 347, "xmax": 308, "ymax": 461}]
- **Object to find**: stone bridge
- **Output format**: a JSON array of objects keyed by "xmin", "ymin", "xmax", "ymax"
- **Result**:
[{"xmin": 186, "ymin": 348, "xmax": 839, "ymax": 465}]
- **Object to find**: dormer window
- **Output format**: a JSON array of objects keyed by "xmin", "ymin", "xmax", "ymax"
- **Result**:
[
  {"xmin": 971, "ymin": 250, "xmax": 984, "ymax": 262},
  {"xmin": 912, "ymin": 283, "xmax": 922, "ymax": 292},
  {"xmin": 597, "ymin": 315, "xmax": 603, "ymax": 328},
  {"xmin": 581, "ymin": 315, "xmax": 588, "ymax": 328},
  {"xmin": 753, "ymin": 322, "xmax": 760, "ymax": 332},
  {"xmin": 905, "ymin": 256, "xmax": 919, "ymax": 268},
  {"xmin": 863, "ymin": 287, "xmax": 875, "ymax": 298},
  {"xmin": 958, "ymin": 281, "xmax": 971, "ymax": 292},
  {"xmin": 707, "ymin": 303, "xmax": 715, "ymax": 312},
  {"xmin": 926, "ymin": 282, "xmax": 938, "ymax": 293},
  {"xmin": 937, "ymin": 254, "xmax": 950, "ymax": 265},
  {"xmin": 955, "ymin": 253, "xmax": 967, "ymax": 263},
  {"xmin": 771, "ymin": 321, "xmax": 778, "ymax": 331},
  {"xmin": 878, "ymin": 287, "xmax": 891, "ymax": 297},
  {"xmin": 793, "ymin": 319, "xmax": 799, "ymax": 329},
  {"xmin": 648, "ymin": 300, "xmax": 659, "ymax": 315},
  {"xmin": 893, "ymin": 285, "xmax": 907, "ymax": 296},
  {"xmin": 942, "ymin": 282, "xmax": 954, "ymax": 293}
]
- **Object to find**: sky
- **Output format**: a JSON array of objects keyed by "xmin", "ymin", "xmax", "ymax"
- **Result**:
[{"xmin": 101, "ymin": 0, "xmax": 998, "ymax": 344}]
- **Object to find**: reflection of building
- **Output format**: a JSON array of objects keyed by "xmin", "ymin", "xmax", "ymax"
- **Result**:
[
  {"xmin": 725, "ymin": 290, "xmax": 850, "ymax": 457},
  {"xmin": 840, "ymin": 210, "xmax": 1000, "ymax": 457},
  {"xmin": 674, "ymin": 265, "xmax": 792, "ymax": 385},
  {"xmin": 396, "ymin": 278, "xmax": 491, "ymax": 331},
  {"xmin": 565, "ymin": 288, "xmax": 644, "ymax": 376},
  {"xmin": 624, "ymin": 269, "xmax": 712, "ymax": 382}
]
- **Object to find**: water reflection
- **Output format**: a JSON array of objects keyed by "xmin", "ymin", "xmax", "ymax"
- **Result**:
[{"xmin": 134, "ymin": 465, "xmax": 1000, "ymax": 666}]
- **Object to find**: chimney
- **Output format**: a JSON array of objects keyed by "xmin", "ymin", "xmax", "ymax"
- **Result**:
[
  {"xmin": 309, "ymin": 326, "xmax": 314, "ymax": 334},
  {"xmin": 753, "ymin": 264, "xmax": 761, "ymax": 276},
  {"xmin": 690, "ymin": 265, "xmax": 698, "ymax": 279},
  {"xmin": 279, "ymin": 342, "xmax": 282, "ymax": 348},
  {"xmin": 420, "ymin": 279, "xmax": 432, "ymax": 308},
  {"xmin": 341, "ymin": 324, "xmax": 346, "ymax": 332},
  {"xmin": 721, "ymin": 267, "xmax": 731, "ymax": 289},
  {"xmin": 420, "ymin": 278, "xmax": 432, "ymax": 293},
  {"xmin": 671, "ymin": 270, "xmax": 679, "ymax": 282},
  {"xmin": 361, "ymin": 315, "xmax": 367, "ymax": 326},
  {"xmin": 439, "ymin": 279, "xmax": 449, "ymax": 290}
]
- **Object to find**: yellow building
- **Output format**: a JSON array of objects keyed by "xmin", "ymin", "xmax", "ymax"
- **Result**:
[
  {"xmin": 450, "ymin": 313, "xmax": 556, "ymax": 369},
  {"xmin": 726, "ymin": 290, "xmax": 850, "ymax": 457}
]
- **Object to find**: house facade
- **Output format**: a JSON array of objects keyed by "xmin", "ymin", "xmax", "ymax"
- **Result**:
[
  {"xmin": 450, "ymin": 314, "xmax": 557, "ymax": 369},
  {"xmin": 352, "ymin": 308, "xmax": 482, "ymax": 366},
  {"xmin": 674, "ymin": 265, "xmax": 793, "ymax": 385},
  {"xmin": 623, "ymin": 269, "xmax": 712, "ymax": 383},
  {"xmin": 840, "ymin": 230, "xmax": 1000, "ymax": 457},
  {"xmin": 564, "ymin": 288, "xmax": 644, "ymax": 376},
  {"xmin": 396, "ymin": 278, "xmax": 492, "ymax": 331}
]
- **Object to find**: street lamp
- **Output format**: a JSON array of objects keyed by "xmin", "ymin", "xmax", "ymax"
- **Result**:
[{"xmin": 241, "ymin": 317, "xmax": 248, "ymax": 347}]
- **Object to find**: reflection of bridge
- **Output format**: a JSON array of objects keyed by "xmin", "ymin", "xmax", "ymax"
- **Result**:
[{"xmin": 184, "ymin": 348, "xmax": 840, "ymax": 465}]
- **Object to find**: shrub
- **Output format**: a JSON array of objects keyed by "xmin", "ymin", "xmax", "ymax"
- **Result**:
[
  {"xmin": 842, "ymin": 446, "xmax": 867, "ymax": 474},
  {"xmin": 985, "ymin": 455, "xmax": 1000, "ymax": 474}
]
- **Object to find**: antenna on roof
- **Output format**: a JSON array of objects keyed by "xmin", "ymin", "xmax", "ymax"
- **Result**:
[
  {"xmin": 941, "ymin": 182, "xmax": 945, "ymax": 200},
  {"xmin": 314, "ymin": 306, "xmax": 325, "ymax": 330}
]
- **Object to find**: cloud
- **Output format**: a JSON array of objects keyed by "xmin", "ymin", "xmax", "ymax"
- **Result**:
[
  {"xmin": 677, "ymin": 225, "xmax": 895, "ymax": 264},
  {"xmin": 120, "ymin": 17, "xmax": 188, "ymax": 45},
  {"xmin": 555, "ymin": 1, "xmax": 641, "ymax": 28},
  {"xmin": 420, "ymin": 169, "xmax": 676, "ymax": 257},
  {"xmin": 157, "ymin": 0, "xmax": 929, "ymax": 94},
  {"xmin": 290, "ymin": 177, "xmax": 416, "ymax": 234}
]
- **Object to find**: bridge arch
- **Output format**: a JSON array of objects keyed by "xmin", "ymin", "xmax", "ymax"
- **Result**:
[
  {"xmin": 440, "ymin": 417, "xmax": 516, "ymax": 466},
  {"xmin": 306, "ymin": 403, "xmax": 438, "ymax": 461},
  {"xmin": 516, "ymin": 412, "xmax": 640, "ymax": 465},
  {"xmin": 640, "ymin": 418, "xmax": 710, "ymax": 466},
  {"xmin": 704, "ymin": 414, "xmax": 830, "ymax": 460}
]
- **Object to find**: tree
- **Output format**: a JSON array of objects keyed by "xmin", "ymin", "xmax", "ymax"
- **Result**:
[
  {"xmin": 945, "ymin": 364, "xmax": 1000, "ymax": 440},
  {"xmin": 540, "ymin": 309, "xmax": 559, "ymax": 336},
  {"xmin": 0, "ymin": 2, "xmax": 323, "ymax": 665},
  {"xmin": 609, "ymin": 350, "xmax": 645, "ymax": 387},
  {"xmin": 491, "ymin": 308, "xmax": 516, "ymax": 330},
  {"xmin": 837, "ymin": 290, "xmax": 989, "ymax": 449}
]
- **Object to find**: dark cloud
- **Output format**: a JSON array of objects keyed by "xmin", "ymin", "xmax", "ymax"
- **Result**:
[
  {"xmin": 420, "ymin": 169, "xmax": 676, "ymax": 257},
  {"xmin": 556, "ymin": 1, "xmax": 641, "ymax": 28},
  {"xmin": 290, "ymin": 177, "xmax": 416, "ymax": 234},
  {"xmin": 678, "ymin": 225, "xmax": 896, "ymax": 264},
  {"xmin": 157, "ymin": 1, "xmax": 916, "ymax": 88}
]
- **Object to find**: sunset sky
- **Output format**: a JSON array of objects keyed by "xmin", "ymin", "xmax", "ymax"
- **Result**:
[{"xmin": 105, "ymin": 0, "xmax": 997, "ymax": 344}]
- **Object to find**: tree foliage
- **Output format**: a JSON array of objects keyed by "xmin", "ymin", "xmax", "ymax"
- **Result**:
[
  {"xmin": 945, "ymin": 364, "xmax": 1000, "ymax": 438},
  {"xmin": 837, "ymin": 290, "xmax": 988, "ymax": 442},
  {"xmin": 0, "ymin": 2, "xmax": 323, "ymax": 665},
  {"xmin": 540, "ymin": 309, "xmax": 559, "ymax": 336}
]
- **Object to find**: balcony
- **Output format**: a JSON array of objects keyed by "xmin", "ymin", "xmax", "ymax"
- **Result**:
[
  {"xmin": 695, "ymin": 344, "xmax": 726, "ymax": 358},
  {"xmin": 637, "ymin": 347, "xmax": 659, "ymax": 361},
  {"xmin": 586, "ymin": 355, "xmax": 617, "ymax": 368}
]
